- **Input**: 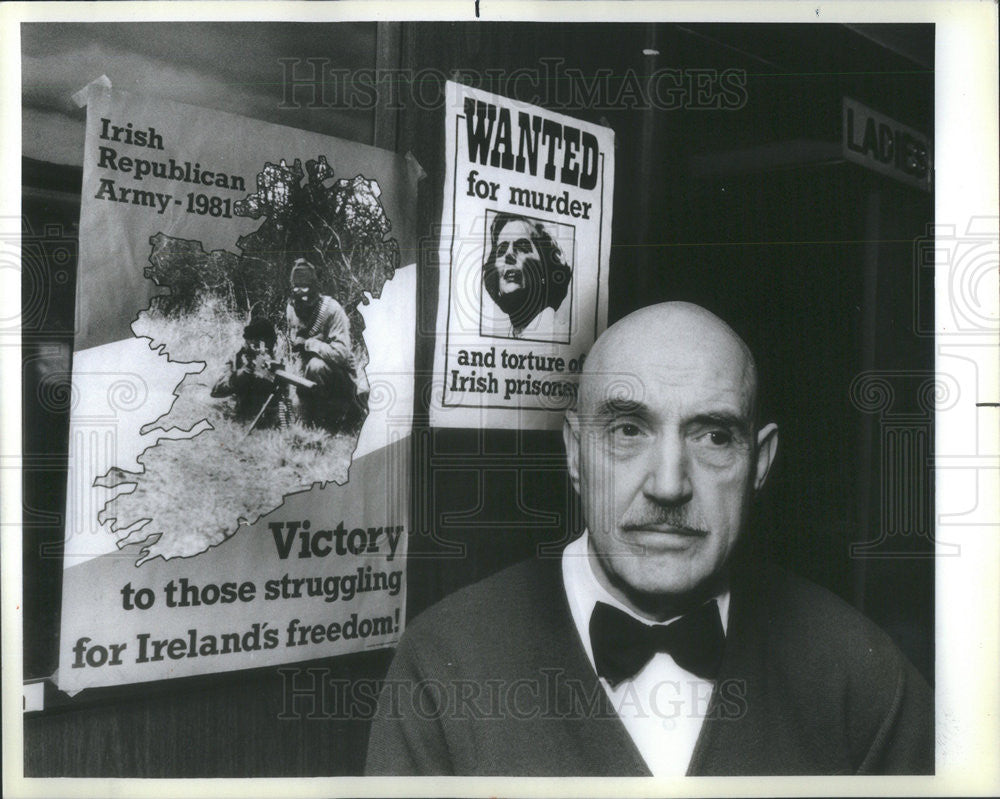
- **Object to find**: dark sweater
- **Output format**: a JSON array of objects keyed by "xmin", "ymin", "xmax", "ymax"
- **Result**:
[{"xmin": 366, "ymin": 556, "xmax": 933, "ymax": 776}]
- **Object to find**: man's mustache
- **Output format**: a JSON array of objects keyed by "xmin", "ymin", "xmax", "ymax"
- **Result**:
[{"xmin": 620, "ymin": 505, "xmax": 710, "ymax": 536}]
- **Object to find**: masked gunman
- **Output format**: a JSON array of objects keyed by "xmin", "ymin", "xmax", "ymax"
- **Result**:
[{"xmin": 286, "ymin": 258, "xmax": 365, "ymax": 429}]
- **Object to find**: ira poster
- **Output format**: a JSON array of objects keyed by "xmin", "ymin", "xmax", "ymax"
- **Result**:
[
  {"xmin": 431, "ymin": 81, "xmax": 614, "ymax": 430},
  {"xmin": 57, "ymin": 81, "xmax": 420, "ymax": 694}
]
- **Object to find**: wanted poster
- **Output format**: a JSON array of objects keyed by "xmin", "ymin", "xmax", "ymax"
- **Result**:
[
  {"xmin": 56, "ymin": 82, "xmax": 419, "ymax": 693},
  {"xmin": 431, "ymin": 81, "xmax": 614, "ymax": 430}
]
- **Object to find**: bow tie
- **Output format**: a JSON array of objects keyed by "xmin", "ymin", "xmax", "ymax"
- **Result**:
[{"xmin": 589, "ymin": 600, "xmax": 726, "ymax": 687}]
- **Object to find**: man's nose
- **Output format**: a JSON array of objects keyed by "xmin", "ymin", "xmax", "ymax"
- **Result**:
[
  {"xmin": 505, "ymin": 250, "xmax": 517, "ymax": 265},
  {"xmin": 642, "ymin": 433, "xmax": 693, "ymax": 505}
]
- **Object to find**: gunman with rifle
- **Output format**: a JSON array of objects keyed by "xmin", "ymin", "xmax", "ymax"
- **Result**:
[{"xmin": 211, "ymin": 316, "xmax": 296, "ymax": 431}]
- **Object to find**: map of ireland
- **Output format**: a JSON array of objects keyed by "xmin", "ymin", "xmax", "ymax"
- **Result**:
[
  {"xmin": 57, "ymin": 85, "xmax": 417, "ymax": 693},
  {"xmin": 100, "ymin": 156, "xmax": 401, "ymax": 563}
]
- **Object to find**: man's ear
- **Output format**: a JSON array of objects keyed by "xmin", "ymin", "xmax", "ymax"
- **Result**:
[
  {"xmin": 563, "ymin": 411, "xmax": 581, "ymax": 494},
  {"xmin": 753, "ymin": 422, "xmax": 779, "ymax": 491}
]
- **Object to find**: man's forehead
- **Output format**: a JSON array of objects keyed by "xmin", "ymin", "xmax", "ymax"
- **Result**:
[
  {"xmin": 579, "ymin": 304, "xmax": 757, "ymax": 416},
  {"xmin": 583, "ymin": 359, "xmax": 753, "ymax": 416}
]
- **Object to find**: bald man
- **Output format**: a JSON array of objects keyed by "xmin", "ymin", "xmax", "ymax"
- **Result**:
[{"xmin": 366, "ymin": 303, "xmax": 932, "ymax": 776}]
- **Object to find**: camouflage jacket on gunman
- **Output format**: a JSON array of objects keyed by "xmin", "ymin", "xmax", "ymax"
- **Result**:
[{"xmin": 285, "ymin": 294, "xmax": 363, "ymax": 392}]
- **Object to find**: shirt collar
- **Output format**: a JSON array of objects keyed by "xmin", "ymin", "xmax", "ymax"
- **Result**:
[{"xmin": 562, "ymin": 531, "xmax": 730, "ymax": 671}]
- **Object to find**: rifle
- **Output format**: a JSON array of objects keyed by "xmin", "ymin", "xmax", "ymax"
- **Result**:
[{"xmin": 242, "ymin": 361, "xmax": 316, "ymax": 439}]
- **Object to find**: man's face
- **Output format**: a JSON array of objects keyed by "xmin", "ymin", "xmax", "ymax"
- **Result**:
[
  {"xmin": 564, "ymin": 305, "xmax": 777, "ymax": 615},
  {"xmin": 291, "ymin": 274, "xmax": 318, "ymax": 312},
  {"xmin": 489, "ymin": 219, "xmax": 541, "ymax": 300},
  {"xmin": 244, "ymin": 336, "xmax": 271, "ymax": 356}
]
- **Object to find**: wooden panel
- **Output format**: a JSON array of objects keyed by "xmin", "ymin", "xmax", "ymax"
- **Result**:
[{"xmin": 25, "ymin": 650, "xmax": 392, "ymax": 776}]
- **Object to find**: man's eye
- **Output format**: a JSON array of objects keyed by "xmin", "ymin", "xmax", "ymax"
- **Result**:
[
  {"xmin": 609, "ymin": 421, "xmax": 644, "ymax": 439},
  {"xmin": 497, "ymin": 242, "xmax": 509, "ymax": 256},
  {"xmin": 515, "ymin": 238, "xmax": 533, "ymax": 253},
  {"xmin": 706, "ymin": 430, "xmax": 732, "ymax": 446}
]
